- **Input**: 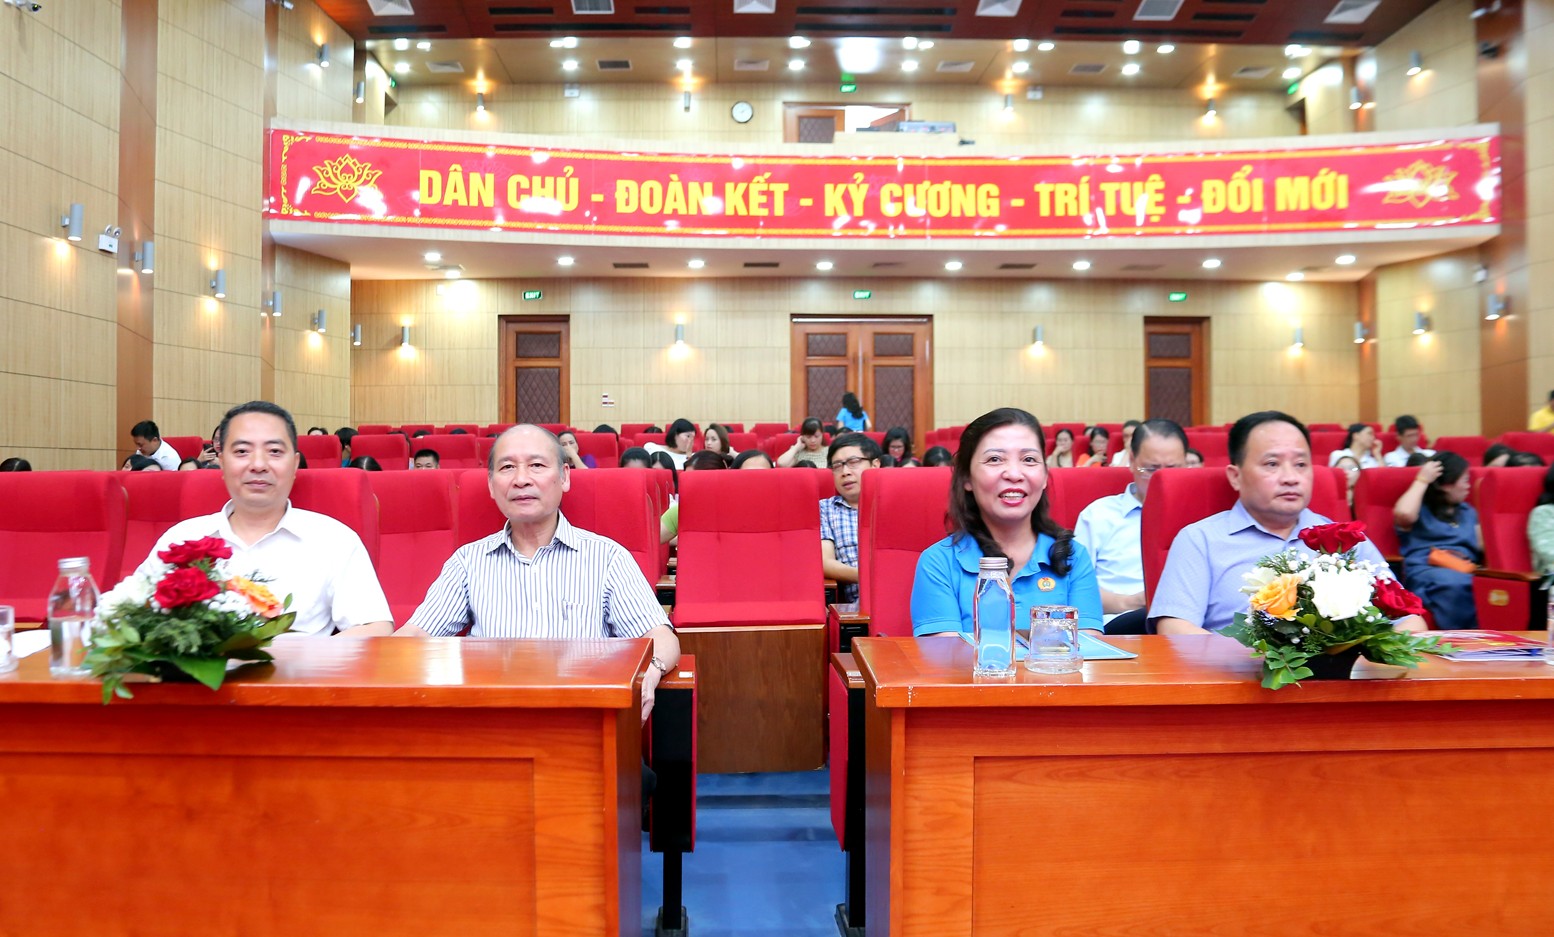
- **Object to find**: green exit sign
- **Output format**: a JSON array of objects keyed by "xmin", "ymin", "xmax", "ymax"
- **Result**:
[
  {"xmin": 523, "ymin": 290, "xmax": 543, "ymax": 301},
  {"xmin": 1168, "ymin": 291, "xmax": 1188, "ymax": 303},
  {"xmin": 852, "ymin": 289, "xmax": 872, "ymax": 300},
  {"xmin": 840, "ymin": 73, "xmax": 857, "ymax": 93}
]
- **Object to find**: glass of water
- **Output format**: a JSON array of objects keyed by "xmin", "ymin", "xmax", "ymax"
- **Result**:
[
  {"xmin": 0, "ymin": 606, "xmax": 16, "ymax": 674},
  {"xmin": 1027, "ymin": 605, "xmax": 1083, "ymax": 674}
]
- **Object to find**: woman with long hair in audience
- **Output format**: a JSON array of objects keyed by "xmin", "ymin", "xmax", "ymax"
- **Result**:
[
  {"xmin": 1393, "ymin": 451, "xmax": 1480, "ymax": 629},
  {"xmin": 1330, "ymin": 423, "xmax": 1383, "ymax": 469},
  {"xmin": 660, "ymin": 449, "xmax": 729, "ymax": 544},
  {"xmin": 835, "ymin": 392, "xmax": 870, "ymax": 432},
  {"xmin": 557, "ymin": 429, "xmax": 595, "ymax": 469},
  {"xmin": 1048, "ymin": 427, "xmax": 1078, "ymax": 468},
  {"xmin": 703, "ymin": 423, "xmax": 733, "ymax": 457},
  {"xmin": 882, "ymin": 426, "xmax": 918, "ymax": 467},
  {"xmin": 920, "ymin": 446, "xmax": 953, "ymax": 467},
  {"xmin": 1075, "ymin": 426, "xmax": 1110, "ymax": 467},
  {"xmin": 1483, "ymin": 443, "xmax": 1515, "ymax": 468},
  {"xmin": 1333, "ymin": 453, "xmax": 1362, "ymax": 508},
  {"xmin": 646, "ymin": 418, "xmax": 697, "ymax": 469},
  {"xmin": 909, "ymin": 408, "xmax": 1101, "ymax": 635}
]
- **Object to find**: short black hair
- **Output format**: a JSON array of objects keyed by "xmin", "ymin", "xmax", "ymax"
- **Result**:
[
  {"xmin": 130, "ymin": 420, "xmax": 160, "ymax": 441},
  {"xmin": 620, "ymin": 446, "xmax": 653, "ymax": 468},
  {"xmin": 1507, "ymin": 451, "xmax": 1547, "ymax": 468},
  {"xmin": 731, "ymin": 450, "xmax": 772, "ymax": 469},
  {"xmin": 800, "ymin": 417, "xmax": 823, "ymax": 436},
  {"xmin": 827, "ymin": 432, "xmax": 882, "ymax": 464},
  {"xmin": 335, "ymin": 427, "xmax": 358, "ymax": 446},
  {"xmin": 1228, "ymin": 411, "xmax": 1309, "ymax": 466},
  {"xmin": 449, "ymin": 428, "xmax": 468, "ymax": 435},
  {"xmin": 1483, "ymin": 442, "xmax": 1516, "ymax": 465},
  {"xmin": 125, "ymin": 454, "xmax": 159, "ymax": 471},
  {"xmin": 0, "ymin": 457, "xmax": 33, "ymax": 471},
  {"xmin": 921, "ymin": 445, "xmax": 953, "ymax": 467},
  {"xmin": 413, "ymin": 448, "xmax": 440, "ymax": 465},
  {"xmin": 1394, "ymin": 414, "xmax": 1421, "ymax": 434},
  {"xmin": 666, "ymin": 419, "xmax": 695, "ymax": 446},
  {"xmin": 347, "ymin": 455, "xmax": 382, "ymax": 471},
  {"xmin": 412, "ymin": 429, "xmax": 431, "ymax": 438},
  {"xmin": 593, "ymin": 424, "xmax": 617, "ymax": 434},
  {"xmin": 1131, "ymin": 418, "xmax": 1188, "ymax": 456},
  {"xmin": 684, "ymin": 450, "xmax": 730, "ymax": 471},
  {"xmin": 218, "ymin": 401, "xmax": 298, "ymax": 451},
  {"xmin": 1121, "ymin": 419, "xmax": 1142, "ymax": 431}
]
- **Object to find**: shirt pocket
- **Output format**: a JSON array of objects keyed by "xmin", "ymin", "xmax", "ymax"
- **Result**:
[{"xmin": 562, "ymin": 600, "xmax": 605, "ymax": 636}]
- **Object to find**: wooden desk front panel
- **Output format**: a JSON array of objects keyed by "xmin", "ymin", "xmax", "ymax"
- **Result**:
[
  {"xmin": 0, "ymin": 703, "xmax": 640, "ymax": 937},
  {"xmin": 873, "ymin": 700, "xmax": 1554, "ymax": 937}
]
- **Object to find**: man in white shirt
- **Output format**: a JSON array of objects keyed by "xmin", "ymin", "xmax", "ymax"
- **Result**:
[
  {"xmin": 130, "ymin": 420, "xmax": 182, "ymax": 472},
  {"xmin": 1107, "ymin": 420, "xmax": 1141, "ymax": 467},
  {"xmin": 123, "ymin": 402, "xmax": 392, "ymax": 637},
  {"xmin": 1382, "ymin": 414, "xmax": 1436, "ymax": 467},
  {"xmin": 1074, "ymin": 419, "xmax": 1188, "ymax": 633}
]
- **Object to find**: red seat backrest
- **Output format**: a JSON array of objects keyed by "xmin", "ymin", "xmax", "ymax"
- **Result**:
[
  {"xmin": 763, "ymin": 433, "xmax": 799, "ymax": 461},
  {"xmin": 0, "ymin": 472, "xmax": 127, "ymax": 620},
  {"xmin": 1309, "ymin": 431, "xmax": 1349, "ymax": 462},
  {"xmin": 296, "ymin": 434, "xmax": 343, "ymax": 468},
  {"xmin": 164, "ymin": 436, "xmax": 205, "ymax": 462},
  {"xmin": 417, "ymin": 434, "xmax": 481, "ymax": 469},
  {"xmin": 537, "ymin": 423, "xmax": 567, "ymax": 436},
  {"xmin": 476, "ymin": 436, "xmax": 495, "ymax": 467},
  {"xmin": 1307, "ymin": 423, "xmax": 1344, "ymax": 432},
  {"xmin": 621, "ymin": 423, "xmax": 653, "ymax": 437},
  {"xmin": 672, "ymin": 471, "xmax": 825, "ymax": 628},
  {"xmin": 484, "ymin": 423, "xmax": 515, "ymax": 437},
  {"xmin": 859, "ymin": 468, "xmax": 952, "ymax": 637},
  {"xmin": 634, "ymin": 432, "xmax": 668, "ymax": 452},
  {"xmin": 573, "ymin": 431, "xmax": 620, "ymax": 468},
  {"xmin": 1047, "ymin": 467, "xmax": 1133, "ymax": 531},
  {"xmin": 366, "ymin": 469, "xmax": 459, "ymax": 624},
  {"xmin": 356, "ymin": 424, "xmax": 392, "ymax": 435},
  {"xmin": 751, "ymin": 423, "xmax": 789, "ymax": 440},
  {"xmin": 1045, "ymin": 423, "xmax": 1087, "ymax": 456},
  {"xmin": 1497, "ymin": 432, "xmax": 1554, "ymax": 459},
  {"xmin": 399, "ymin": 424, "xmax": 434, "ymax": 437},
  {"xmin": 726, "ymin": 432, "xmax": 759, "ymax": 453},
  {"xmin": 289, "ymin": 469, "xmax": 381, "ymax": 567},
  {"xmin": 1186, "ymin": 429, "xmax": 1229, "ymax": 460},
  {"xmin": 561, "ymin": 468, "xmax": 661, "ymax": 584},
  {"xmin": 438, "ymin": 424, "xmax": 478, "ymax": 435},
  {"xmin": 1478, "ymin": 467, "xmax": 1547, "ymax": 572},
  {"xmin": 353, "ymin": 434, "xmax": 410, "ymax": 469},
  {"xmin": 1351, "ymin": 467, "xmax": 1418, "ymax": 561},
  {"xmin": 810, "ymin": 466, "xmax": 837, "ymax": 502},
  {"xmin": 718, "ymin": 422, "xmax": 745, "ymax": 433},
  {"xmin": 121, "ymin": 471, "xmax": 191, "ymax": 574},
  {"xmin": 454, "ymin": 469, "xmax": 507, "ymax": 545},
  {"xmin": 1433, "ymin": 435, "xmax": 1490, "ymax": 463}
]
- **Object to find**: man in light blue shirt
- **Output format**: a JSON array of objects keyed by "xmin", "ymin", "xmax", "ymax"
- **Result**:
[
  {"xmin": 1149, "ymin": 411, "xmax": 1426, "ymax": 635},
  {"xmin": 1074, "ymin": 419, "xmax": 1188, "ymax": 631}
]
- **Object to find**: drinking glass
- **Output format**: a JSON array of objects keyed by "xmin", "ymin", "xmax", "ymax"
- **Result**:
[
  {"xmin": 1026, "ymin": 605, "xmax": 1083, "ymax": 674},
  {"xmin": 0, "ymin": 606, "xmax": 16, "ymax": 674}
]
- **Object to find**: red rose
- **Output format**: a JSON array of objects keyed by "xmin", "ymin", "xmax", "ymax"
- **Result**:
[
  {"xmin": 1298, "ymin": 520, "xmax": 1369, "ymax": 554},
  {"xmin": 154, "ymin": 566, "xmax": 221, "ymax": 609},
  {"xmin": 157, "ymin": 536, "xmax": 233, "ymax": 567},
  {"xmin": 1372, "ymin": 576, "xmax": 1426, "ymax": 619}
]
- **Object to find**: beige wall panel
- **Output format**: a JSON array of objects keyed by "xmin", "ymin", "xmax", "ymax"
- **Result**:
[
  {"xmin": 272, "ymin": 246, "xmax": 351, "ymax": 431},
  {"xmin": 1300, "ymin": 64, "xmax": 1356, "ymax": 136},
  {"xmin": 1373, "ymin": 248, "xmax": 1481, "ymax": 435},
  {"xmin": 1374, "ymin": 0, "xmax": 1479, "ymax": 133},
  {"xmin": 276, "ymin": 0, "xmax": 353, "ymax": 123}
]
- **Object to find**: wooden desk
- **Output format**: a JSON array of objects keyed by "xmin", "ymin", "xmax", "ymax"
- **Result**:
[
  {"xmin": 0, "ymin": 638, "xmax": 649, "ymax": 937},
  {"xmin": 858, "ymin": 634, "xmax": 1554, "ymax": 937}
]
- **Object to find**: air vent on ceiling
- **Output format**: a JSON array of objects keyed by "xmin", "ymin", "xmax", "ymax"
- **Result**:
[
  {"xmin": 1325, "ymin": 0, "xmax": 1379, "ymax": 24},
  {"xmin": 998, "ymin": 263, "xmax": 1036, "ymax": 270},
  {"xmin": 426, "ymin": 60, "xmax": 465, "ymax": 73},
  {"xmin": 1069, "ymin": 63, "xmax": 1107, "ymax": 75},
  {"xmin": 613, "ymin": 262, "xmax": 650, "ymax": 269},
  {"xmin": 734, "ymin": 59, "xmax": 771, "ymax": 71},
  {"xmin": 1134, "ymin": 0, "xmax": 1182, "ymax": 20},
  {"xmin": 871, "ymin": 262, "xmax": 903, "ymax": 268},
  {"xmin": 572, "ymin": 0, "xmax": 613, "ymax": 13},
  {"xmin": 743, "ymin": 262, "xmax": 780, "ymax": 268},
  {"xmin": 1121, "ymin": 263, "xmax": 1162, "ymax": 271},
  {"xmin": 975, "ymin": 0, "xmax": 1022, "ymax": 16},
  {"xmin": 936, "ymin": 61, "xmax": 976, "ymax": 73},
  {"xmin": 596, "ymin": 59, "xmax": 632, "ymax": 71},
  {"xmin": 367, "ymin": 0, "xmax": 415, "ymax": 14},
  {"xmin": 733, "ymin": 0, "xmax": 777, "ymax": 12},
  {"xmin": 1232, "ymin": 66, "xmax": 1273, "ymax": 79}
]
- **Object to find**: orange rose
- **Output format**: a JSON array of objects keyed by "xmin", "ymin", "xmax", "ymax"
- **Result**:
[
  {"xmin": 227, "ymin": 576, "xmax": 283, "ymax": 619},
  {"xmin": 1249, "ymin": 573, "xmax": 1302, "ymax": 620}
]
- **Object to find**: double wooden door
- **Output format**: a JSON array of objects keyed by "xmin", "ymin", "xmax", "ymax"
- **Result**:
[{"xmin": 790, "ymin": 317, "xmax": 932, "ymax": 445}]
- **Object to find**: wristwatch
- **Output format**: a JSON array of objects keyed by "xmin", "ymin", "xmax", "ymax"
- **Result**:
[{"xmin": 650, "ymin": 655, "xmax": 670, "ymax": 675}]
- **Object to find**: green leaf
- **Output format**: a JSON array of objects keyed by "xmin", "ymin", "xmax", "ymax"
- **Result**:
[{"xmin": 168, "ymin": 656, "xmax": 228, "ymax": 691}]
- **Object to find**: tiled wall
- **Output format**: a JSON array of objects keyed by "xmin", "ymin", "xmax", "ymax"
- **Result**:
[
  {"xmin": 272, "ymin": 245, "xmax": 351, "ymax": 432},
  {"xmin": 1373, "ymin": 249, "xmax": 1483, "ymax": 436},
  {"xmin": 276, "ymin": 0, "xmax": 353, "ymax": 124},
  {"xmin": 1373, "ymin": 0, "xmax": 1478, "ymax": 132}
]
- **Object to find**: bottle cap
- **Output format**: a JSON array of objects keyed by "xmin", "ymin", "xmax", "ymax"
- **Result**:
[
  {"xmin": 57, "ymin": 557, "xmax": 90, "ymax": 571},
  {"xmin": 978, "ymin": 557, "xmax": 1008, "ymax": 572}
]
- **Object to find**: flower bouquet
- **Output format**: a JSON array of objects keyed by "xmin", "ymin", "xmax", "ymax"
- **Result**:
[
  {"xmin": 1221, "ymin": 521, "xmax": 1445, "ymax": 689},
  {"xmin": 86, "ymin": 537, "xmax": 295, "ymax": 703}
]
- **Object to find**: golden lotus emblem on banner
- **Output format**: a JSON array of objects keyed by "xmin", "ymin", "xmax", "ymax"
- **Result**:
[
  {"xmin": 311, "ymin": 155, "xmax": 383, "ymax": 203},
  {"xmin": 1380, "ymin": 160, "xmax": 1459, "ymax": 209}
]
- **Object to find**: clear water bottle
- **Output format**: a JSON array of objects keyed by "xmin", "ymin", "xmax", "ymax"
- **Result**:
[
  {"xmin": 1545, "ymin": 585, "xmax": 1553, "ymax": 666},
  {"xmin": 48, "ymin": 557, "xmax": 100, "ymax": 679},
  {"xmin": 972, "ymin": 557, "xmax": 1016, "ymax": 677}
]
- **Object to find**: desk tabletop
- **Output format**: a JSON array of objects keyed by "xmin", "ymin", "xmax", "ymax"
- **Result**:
[
  {"xmin": 854, "ymin": 633, "xmax": 1554, "ymax": 708},
  {"xmin": 0, "ymin": 637, "xmax": 651, "ymax": 709}
]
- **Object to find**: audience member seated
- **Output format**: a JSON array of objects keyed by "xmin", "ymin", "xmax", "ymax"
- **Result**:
[
  {"xmin": 593, "ymin": 424, "xmax": 617, "ymax": 434},
  {"xmin": 1508, "ymin": 451, "xmax": 1548, "ymax": 468},
  {"xmin": 122, "ymin": 454, "xmax": 162, "ymax": 472},
  {"xmin": 196, "ymin": 430, "xmax": 220, "ymax": 468},
  {"xmin": 130, "ymin": 420, "xmax": 181, "ymax": 471},
  {"xmin": 413, "ymin": 449, "xmax": 440, "ymax": 470},
  {"xmin": 820, "ymin": 433, "xmax": 882, "ymax": 603},
  {"xmin": 777, "ymin": 418, "xmax": 828, "ymax": 468},
  {"xmin": 1048, "ymin": 427, "xmax": 1078, "ymax": 468},
  {"xmin": 921, "ymin": 445, "xmax": 953, "ymax": 467},
  {"xmin": 558, "ymin": 430, "xmax": 594, "ymax": 469},
  {"xmin": 178, "ymin": 458, "xmax": 199, "ymax": 471},
  {"xmin": 1184, "ymin": 448, "xmax": 1204, "ymax": 468},
  {"xmin": 620, "ymin": 447, "xmax": 654, "ymax": 469},
  {"xmin": 395, "ymin": 426, "xmax": 680, "ymax": 722},
  {"xmin": 1530, "ymin": 388, "xmax": 1554, "ymax": 433},
  {"xmin": 1077, "ymin": 426, "xmax": 1110, "ymax": 467},
  {"xmin": 732, "ymin": 450, "xmax": 773, "ymax": 469},
  {"xmin": 0, "ymin": 457, "xmax": 32, "ymax": 472},
  {"xmin": 1333, "ymin": 454, "xmax": 1362, "ymax": 507},
  {"xmin": 1075, "ymin": 419, "xmax": 1188, "ymax": 633},
  {"xmin": 1383, "ymin": 414, "xmax": 1434, "ymax": 467},
  {"xmin": 883, "ymin": 426, "xmax": 918, "ymax": 467},
  {"xmin": 703, "ymin": 423, "xmax": 733, "ymax": 457},
  {"xmin": 659, "ymin": 449, "xmax": 730, "ymax": 544},
  {"xmin": 347, "ymin": 456, "xmax": 383, "ymax": 471},
  {"xmin": 910, "ymin": 408, "xmax": 1101, "ymax": 635},
  {"xmin": 1393, "ymin": 452, "xmax": 1480, "ymax": 630},
  {"xmin": 1109, "ymin": 420, "xmax": 1141, "ymax": 467},
  {"xmin": 1149, "ymin": 410, "xmax": 1422, "ymax": 635},
  {"xmin": 118, "ymin": 401, "xmax": 392, "ymax": 637},
  {"xmin": 335, "ymin": 427, "xmax": 358, "ymax": 466},
  {"xmin": 306, "ymin": 426, "xmax": 329, "ymax": 435},
  {"xmin": 645, "ymin": 418, "xmax": 696, "ymax": 469},
  {"xmin": 1329, "ymin": 422, "xmax": 1382, "ymax": 468},
  {"xmin": 835, "ymin": 391, "xmax": 870, "ymax": 432},
  {"xmin": 1530, "ymin": 464, "xmax": 1554, "ymax": 575},
  {"xmin": 1484, "ymin": 442, "xmax": 1515, "ymax": 468}
]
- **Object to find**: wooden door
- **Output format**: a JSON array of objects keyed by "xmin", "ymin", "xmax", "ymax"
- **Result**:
[
  {"xmin": 790, "ymin": 317, "xmax": 933, "ymax": 445},
  {"xmin": 783, "ymin": 107, "xmax": 846, "ymax": 143},
  {"xmin": 1143, "ymin": 317, "xmax": 1209, "ymax": 427},
  {"xmin": 498, "ymin": 316, "xmax": 569, "ymax": 425}
]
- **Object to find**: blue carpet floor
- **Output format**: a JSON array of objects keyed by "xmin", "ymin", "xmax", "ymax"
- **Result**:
[{"xmin": 642, "ymin": 770, "xmax": 844, "ymax": 936}]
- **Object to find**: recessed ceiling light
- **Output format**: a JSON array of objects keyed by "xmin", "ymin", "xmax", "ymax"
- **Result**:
[
  {"xmin": 1121, "ymin": 63, "xmax": 1141, "ymax": 76},
  {"xmin": 676, "ymin": 58, "xmax": 692, "ymax": 71},
  {"xmin": 944, "ymin": 261, "xmax": 963, "ymax": 271},
  {"xmin": 789, "ymin": 59, "xmax": 805, "ymax": 71},
  {"xmin": 561, "ymin": 37, "xmax": 578, "ymax": 49},
  {"xmin": 1037, "ymin": 41, "xmax": 1055, "ymax": 52},
  {"xmin": 1284, "ymin": 44, "xmax": 1309, "ymax": 58},
  {"xmin": 816, "ymin": 261, "xmax": 833, "ymax": 271},
  {"xmin": 1286, "ymin": 271, "xmax": 1305, "ymax": 281},
  {"xmin": 444, "ymin": 268, "xmax": 461, "ymax": 279},
  {"xmin": 1202, "ymin": 258, "xmax": 1222, "ymax": 269},
  {"xmin": 394, "ymin": 62, "xmax": 410, "ymax": 74},
  {"xmin": 1122, "ymin": 40, "xmax": 1141, "ymax": 55},
  {"xmin": 674, "ymin": 37, "xmax": 692, "ymax": 49},
  {"xmin": 423, "ymin": 250, "xmax": 441, "ymax": 263},
  {"xmin": 562, "ymin": 59, "xmax": 579, "ymax": 71},
  {"xmin": 393, "ymin": 38, "xmax": 409, "ymax": 51},
  {"xmin": 918, "ymin": 40, "xmax": 934, "ymax": 50},
  {"xmin": 1283, "ymin": 66, "xmax": 1303, "ymax": 80},
  {"xmin": 902, "ymin": 37, "xmax": 918, "ymax": 50},
  {"xmin": 1073, "ymin": 260, "xmax": 1091, "ymax": 271},
  {"xmin": 549, "ymin": 39, "xmax": 564, "ymax": 48},
  {"xmin": 1013, "ymin": 39, "xmax": 1030, "ymax": 52},
  {"xmin": 1157, "ymin": 44, "xmax": 1175, "ymax": 54},
  {"xmin": 1336, "ymin": 254, "xmax": 1357, "ymax": 265},
  {"xmin": 557, "ymin": 256, "xmax": 574, "ymax": 267},
  {"xmin": 687, "ymin": 259, "xmax": 705, "ymax": 269},
  {"xmin": 1012, "ymin": 61, "xmax": 1029, "ymax": 74},
  {"xmin": 789, "ymin": 36, "xmax": 810, "ymax": 49},
  {"xmin": 901, "ymin": 60, "xmax": 918, "ymax": 72},
  {"xmin": 416, "ymin": 40, "xmax": 431, "ymax": 51}
]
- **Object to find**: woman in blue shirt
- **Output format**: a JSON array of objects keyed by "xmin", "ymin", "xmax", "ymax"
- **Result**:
[
  {"xmin": 1393, "ymin": 451, "xmax": 1480, "ymax": 629},
  {"xmin": 834, "ymin": 392, "xmax": 870, "ymax": 432},
  {"xmin": 911, "ymin": 408, "xmax": 1102, "ymax": 635}
]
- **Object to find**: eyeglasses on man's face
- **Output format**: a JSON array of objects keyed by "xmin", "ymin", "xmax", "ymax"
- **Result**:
[{"xmin": 830, "ymin": 456, "xmax": 871, "ymax": 472}]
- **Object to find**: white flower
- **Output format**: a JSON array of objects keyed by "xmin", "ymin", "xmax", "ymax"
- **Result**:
[
  {"xmin": 1307, "ymin": 566, "xmax": 1375, "ymax": 622},
  {"xmin": 207, "ymin": 589, "xmax": 255, "ymax": 617},
  {"xmin": 1241, "ymin": 566, "xmax": 1278, "ymax": 595},
  {"xmin": 97, "ymin": 569, "xmax": 160, "ymax": 620}
]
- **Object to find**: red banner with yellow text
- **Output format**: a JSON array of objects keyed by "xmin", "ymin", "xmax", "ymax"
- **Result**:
[{"xmin": 266, "ymin": 128, "xmax": 1499, "ymax": 239}]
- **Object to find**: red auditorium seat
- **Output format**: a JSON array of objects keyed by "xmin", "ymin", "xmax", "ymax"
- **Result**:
[
  {"xmin": 725, "ymin": 432, "xmax": 758, "ymax": 453},
  {"xmin": 1308, "ymin": 431, "xmax": 1348, "ymax": 463},
  {"xmin": 366, "ymin": 470, "xmax": 459, "ymax": 625},
  {"xmin": 289, "ymin": 469, "xmax": 381, "ymax": 567},
  {"xmin": 1047, "ymin": 467, "xmax": 1133, "ymax": 530},
  {"xmin": 1351, "ymin": 467, "xmax": 1417, "ymax": 562},
  {"xmin": 808, "ymin": 466, "xmax": 836, "ymax": 502},
  {"xmin": 399, "ymin": 424, "xmax": 434, "ymax": 437},
  {"xmin": 538, "ymin": 423, "xmax": 568, "ymax": 436},
  {"xmin": 857, "ymin": 467, "xmax": 952, "ymax": 638},
  {"xmin": 1497, "ymin": 432, "xmax": 1554, "ymax": 460},
  {"xmin": 356, "ymin": 424, "xmax": 392, "ymax": 435},
  {"xmin": 1307, "ymin": 423, "xmax": 1345, "ymax": 432},
  {"xmin": 762, "ymin": 433, "xmax": 797, "ymax": 460},
  {"xmin": 1473, "ymin": 467, "xmax": 1548, "ymax": 630},
  {"xmin": 860, "ymin": 431, "xmax": 886, "ymax": 447},
  {"xmin": 352, "ymin": 434, "xmax": 410, "ymax": 469},
  {"xmin": 560, "ymin": 469, "xmax": 661, "ymax": 584},
  {"xmin": 0, "ymin": 472, "xmax": 127, "ymax": 621},
  {"xmin": 1433, "ymin": 435, "xmax": 1490, "ymax": 463},
  {"xmin": 716, "ymin": 422, "xmax": 745, "ymax": 433},
  {"xmin": 483, "ymin": 423, "xmax": 515, "ymax": 437},
  {"xmin": 454, "ymin": 469, "xmax": 506, "ymax": 544},
  {"xmin": 573, "ymin": 431, "xmax": 620, "ymax": 468},
  {"xmin": 476, "ymin": 436, "xmax": 494, "ymax": 467},
  {"xmin": 296, "ymin": 434, "xmax": 342, "ymax": 468},
  {"xmin": 416, "ymin": 434, "xmax": 481, "ymax": 469},
  {"xmin": 621, "ymin": 423, "xmax": 653, "ymax": 437},
  {"xmin": 121, "ymin": 471, "xmax": 192, "ymax": 572},
  {"xmin": 164, "ymin": 436, "xmax": 205, "ymax": 462},
  {"xmin": 751, "ymin": 422, "xmax": 789, "ymax": 440},
  {"xmin": 438, "ymin": 423, "xmax": 479, "ymax": 435},
  {"xmin": 634, "ymin": 432, "xmax": 668, "ymax": 451}
]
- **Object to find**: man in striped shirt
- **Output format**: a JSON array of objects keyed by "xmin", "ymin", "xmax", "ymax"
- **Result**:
[{"xmin": 397, "ymin": 425, "xmax": 680, "ymax": 721}]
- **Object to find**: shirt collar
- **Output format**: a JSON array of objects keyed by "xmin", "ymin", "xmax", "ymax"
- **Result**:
[
  {"xmin": 952, "ymin": 530, "xmax": 1058, "ymax": 576},
  {"xmin": 1119, "ymin": 484, "xmax": 1144, "ymax": 514},
  {"xmin": 482, "ymin": 511, "xmax": 579, "ymax": 556},
  {"xmin": 217, "ymin": 500, "xmax": 300, "ymax": 542},
  {"xmin": 1226, "ymin": 499, "xmax": 1318, "ymax": 542},
  {"xmin": 826, "ymin": 493, "xmax": 857, "ymax": 511}
]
